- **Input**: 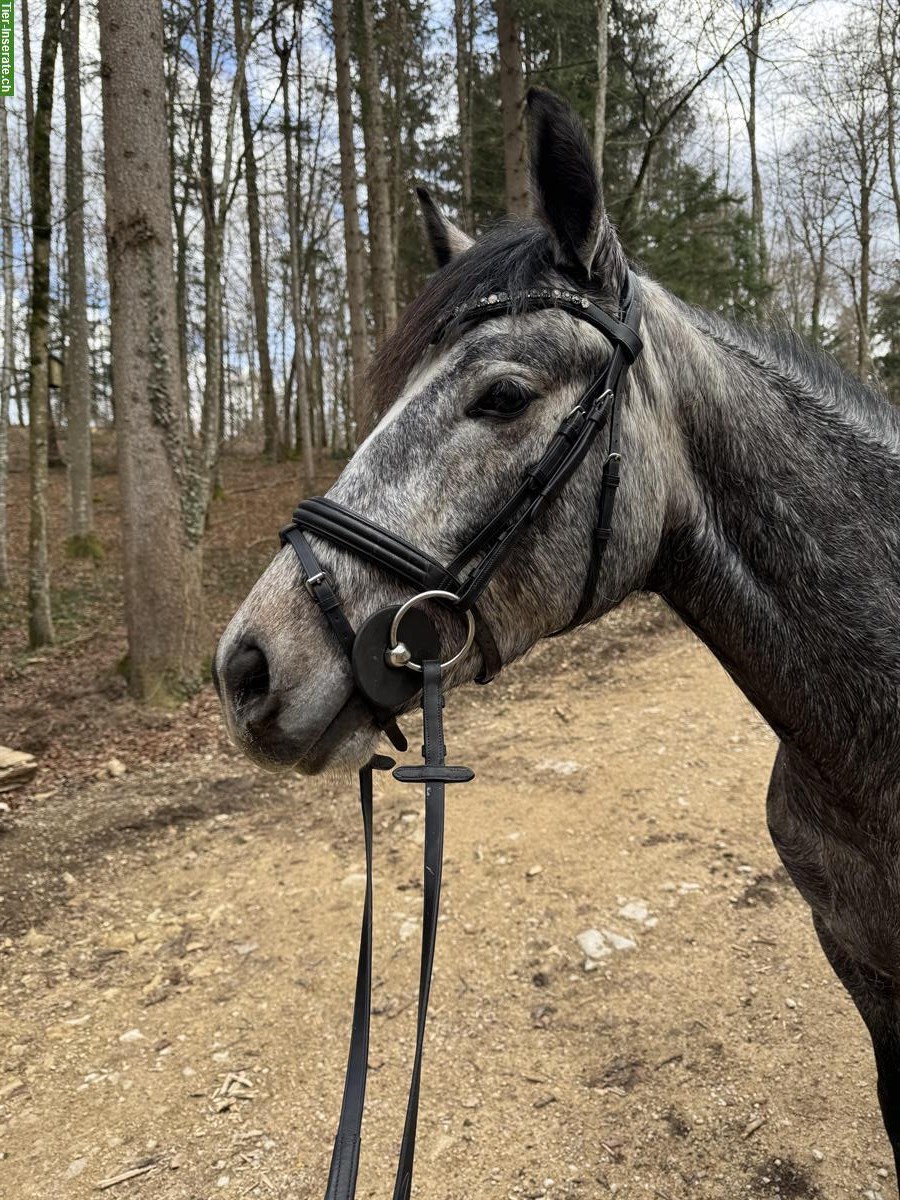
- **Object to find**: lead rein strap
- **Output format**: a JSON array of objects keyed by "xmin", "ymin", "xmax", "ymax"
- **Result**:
[
  {"xmin": 389, "ymin": 660, "xmax": 472, "ymax": 1200},
  {"xmin": 324, "ymin": 662, "xmax": 472, "ymax": 1200},
  {"xmin": 323, "ymin": 757, "xmax": 379, "ymax": 1200}
]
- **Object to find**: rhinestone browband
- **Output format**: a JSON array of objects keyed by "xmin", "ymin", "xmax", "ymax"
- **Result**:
[
  {"xmin": 450, "ymin": 286, "xmax": 591, "ymax": 318},
  {"xmin": 433, "ymin": 287, "xmax": 594, "ymax": 345}
]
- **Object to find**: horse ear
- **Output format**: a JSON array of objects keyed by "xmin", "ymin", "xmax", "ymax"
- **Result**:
[
  {"xmin": 416, "ymin": 186, "xmax": 474, "ymax": 268},
  {"xmin": 526, "ymin": 87, "xmax": 615, "ymax": 280}
]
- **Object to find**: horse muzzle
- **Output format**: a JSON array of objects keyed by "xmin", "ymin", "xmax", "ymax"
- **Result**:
[{"xmin": 213, "ymin": 629, "xmax": 378, "ymax": 773}]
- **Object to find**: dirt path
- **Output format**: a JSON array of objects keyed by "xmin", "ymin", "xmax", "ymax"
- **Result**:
[{"xmin": 0, "ymin": 605, "xmax": 891, "ymax": 1199}]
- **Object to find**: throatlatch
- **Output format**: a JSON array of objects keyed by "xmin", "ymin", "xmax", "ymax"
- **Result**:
[{"xmin": 279, "ymin": 271, "xmax": 643, "ymax": 1197}]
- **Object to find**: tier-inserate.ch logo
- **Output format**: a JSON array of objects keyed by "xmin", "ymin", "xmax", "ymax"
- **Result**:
[{"xmin": 0, "ymin": 0, "xmax": 13, "ymax": 100}]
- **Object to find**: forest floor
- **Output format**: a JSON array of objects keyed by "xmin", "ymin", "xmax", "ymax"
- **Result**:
[{"xmin": 0, "ymin": 431, "xmax": 892, "ymax": 1199}]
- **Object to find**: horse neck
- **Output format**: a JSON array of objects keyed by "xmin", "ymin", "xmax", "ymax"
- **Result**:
[{"xmin": 640, "ymin": 284, "xmax": 900, "ymax": 783}]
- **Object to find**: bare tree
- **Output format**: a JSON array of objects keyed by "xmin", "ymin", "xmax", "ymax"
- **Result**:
[
  {"xmin": 27, "ymin": 0, "xmax": 62, "ymax": 648},
  {"xmin": 739, "ymin": 0, "xmax": 770, "ymax": 290},
  {"xmin": 62, "ymin": 0, "xmax": 94, "ymax": 553},
  {"xmin": 20, "ymin": 0, "xmax": 35, "ymax": 159},
  {"xmin": 594, "ymin": 0, "xmax": 608, "ymax": 181},
  {"xmin": 332, "ymin": 0, "xmax": 369, "ymax": 438},
  {"xmin": 454, "ymin": 0, "xmax": 475, "ymax": 224},
  {"xmin": 495, "ymin": 0, "xmax": 528, "ymax": 216},
  {"xmin": 357, "ymin": 0, "xmax": 397, "ymax": 342},
  {"xmin": 808, "ymin": 18, "xmax": 886, "ymax": 377},
  {"xmin": 164, "ymin": 2, "xmax": 200, "ymax": 411},
  {"xmin": 195, "ymin": 0, "xmax": 224, "ymax": 490},
  {"xmin": 99, "ymin": 0, "xmax": 205, "ymax": 702},
  {"xmin": 777, "ymin": 133, "xmax": 846, "ymax": 341},
  {"xmin": 385, "ymin": 0, "xmax": 408, "ymax": 287},
  {"xmin": 233, "ymin": 0, "xmax": 278, "ymax": 460},
  {"xmin": 273, "ymin": 12, "xmax": 314, "ymax": 486},
  {"xmin": 875, "ymin": 0, "xmax": 900, "ymax": 243},
  {"xmin": 618, "ymin": 8, "xmax": 781, "ymax": 239}
]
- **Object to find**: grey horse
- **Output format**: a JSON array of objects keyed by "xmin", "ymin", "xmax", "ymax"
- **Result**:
[{"xmin": 214, "ymin": 88, "xmax": 900, "ymax": 1182}]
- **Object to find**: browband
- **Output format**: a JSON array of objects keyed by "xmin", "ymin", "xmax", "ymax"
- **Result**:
[{"xmin": 434, "ymin": 279, "xmax": 643, "ymax": 364}]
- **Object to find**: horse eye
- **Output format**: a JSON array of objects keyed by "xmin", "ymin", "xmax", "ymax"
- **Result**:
[{"xmin": 466, "ymin": 379, "xmax": 535, "ymax": 421}]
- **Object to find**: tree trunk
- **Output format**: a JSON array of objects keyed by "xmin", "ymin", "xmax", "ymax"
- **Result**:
[
  {"xmin": 0, "ymin": 97, "xmax": 12, "ymax": 590},
  {"xmin": 197, "ymin": 0, "xmax": 223, "ymax": 493},
  {"xmin": 876, "ymin": 0, "xmax": 900, "ymax": 243},
  {"xmin": 99, "ymin": 0, "xmax": 204, "ymax": 704},
  {"xmin": 280, "ymin": 257, "xmax": 292, "ymax": 450},
  {"xmin": 811, "ymin": 249, "xmax": 825, "ymax": 345},
  {"xmin": 234, "ymin": 0, "xmax": 278, "ymax": 461},
  {"xmin": 62, "ymin": 0, "xmax": 93, "ymax": 549},
  {"xmin": 593, "ymin": 0, "xmax": 608, "ymax": 182},
  {"xmin": 454, "ymin": 0, "xmax": 474, "ymax": 224},
  {"xmin": 858, "ymin": 172, "xmax": 872, "ymax": 379},
  {"xmin": 332, "ymin": 0, "xmax": 369, "ymax": 440},
  {"xmin": 172, "ymin": 207, "xmax": 191, "ymax": 417},
  {"xmin": 275, "ymin": 35, "xmax": 314, "ymax": 486},
  {"xmin": 27, "ymin": 0, "xmax": 61, "ymax": 648},
  {"xmin": 358, "ymin": 0, "xmax": 397, "ymax": 342},
  {"xmin": 386, "ymin": 0, "xmax": 404, "ymax": 290},
  {"xmin": 307, "ymin": 265, "xmax": 325, "ymax": 446},
  {"xmin": 495, "ymin": 0, "xmax": 528, "ymax": 216},
  {"xmin": 20, "ymin": 0, "xmax": 35, "ymax": 161},
  {"xmin": 165, "ymin": 21, "xmax": 194, "ymax": 416},
  {"xmin": 745, "ymin": 0, "xmax": 768, "ymax": 293},
  {"xmin": 46, "ymin": 392, "xmax": 64, "ymax": 466},
  {"xmin": 12, "ymin": 364, "xmax": 25, "ymax": 427}
]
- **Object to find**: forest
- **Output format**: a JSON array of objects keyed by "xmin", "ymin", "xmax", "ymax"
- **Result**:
[
  {"xmin": 0, "ymin": 0, "xmax": 898, "ymax": 702},
  {"xmin": 3, "ymin": 4, "xmax": 900, "ymax": 1195}
]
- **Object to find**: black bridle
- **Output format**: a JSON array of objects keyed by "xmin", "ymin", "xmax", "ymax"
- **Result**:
[{"xmin": 279, "ymin": 271, "xmax": 643, "ymax": 1199}]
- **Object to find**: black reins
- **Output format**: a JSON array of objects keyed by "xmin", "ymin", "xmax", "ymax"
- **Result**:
[{"xmin": 279, "ymin": 270, "xmax": 643, "ymax": 1199}]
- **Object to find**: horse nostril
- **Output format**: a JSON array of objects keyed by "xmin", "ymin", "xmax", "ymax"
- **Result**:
[{"xmin": 225, "ymin": 639, "xmax": 271, "ymax": 707}]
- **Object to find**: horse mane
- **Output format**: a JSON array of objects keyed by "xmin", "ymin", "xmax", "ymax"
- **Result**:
[{"xmin": 677, "ymin": 293, "xmax": 899, "ymax": 433}]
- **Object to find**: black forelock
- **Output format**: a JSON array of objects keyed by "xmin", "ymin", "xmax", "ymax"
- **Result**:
[{"xmin": 366, "ymin": 218, "xmax": 624, "ymax": 425}]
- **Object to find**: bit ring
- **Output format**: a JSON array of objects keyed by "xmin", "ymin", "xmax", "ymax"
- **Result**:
[{"xmin": 387, "ymin": 590, "xmax": 476, "ymax": 673}]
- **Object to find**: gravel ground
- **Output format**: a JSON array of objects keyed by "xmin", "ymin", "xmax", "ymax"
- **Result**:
[{"xmin": 0, "ymin": 602, "xmax": 893, "ymax": 1199}]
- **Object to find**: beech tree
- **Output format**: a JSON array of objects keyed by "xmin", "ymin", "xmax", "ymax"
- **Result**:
[
  {"xmin": 233, "ymin": 0, "xmax": 279, "ymax": 460},
  {"xmin": 273, "ymin": 10, "xmax": 315, "ymax": 485},
  {"xmin": 62, "ymin": 0, "xmax": 94, "ymax": 554},
  {"xmin": 99, "ymin": 0, "xmax": 206, "ymax": 702},
  {"xmin": 358, "ymin": 0, "xmax": 397, "ymax": 342},
  {"xmin": 808, "ymin": 17, "xmax": 886, "ymax": 378},
  {"xmin": 332, "ymin": 0, "xmax": 369, "ymax": 436}
]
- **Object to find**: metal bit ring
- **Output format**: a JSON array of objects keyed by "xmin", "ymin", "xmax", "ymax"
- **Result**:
[{"xmin": 387, "ymin": 590, "xmax": 476, "ymax": 673}]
